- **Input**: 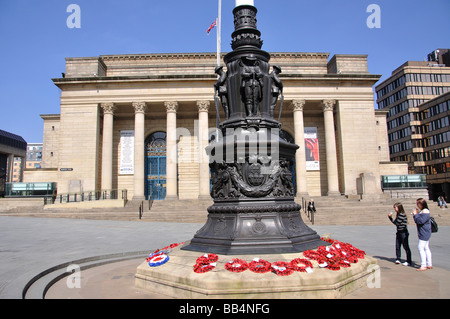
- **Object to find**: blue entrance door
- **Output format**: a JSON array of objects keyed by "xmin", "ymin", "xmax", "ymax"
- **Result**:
[
  {"xmin": 145, "ymin": 132, "xmax": 167, "ymax": 200},
  {"xmin": 145, "ymin": 156, "xmax": 166, "ymax": 200}
]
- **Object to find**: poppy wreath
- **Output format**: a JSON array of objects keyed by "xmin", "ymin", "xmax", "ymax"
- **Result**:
[
  {"xmin": 344, "ymin": 254, "xmax": 359, "ymax": 263},
  {"xmin": 225, "ymin": 258, "xmax": 249, "ymax": 273},
  {"xmin": 335, "ymin": 243, "xmax": 364, "ymax": 260},
  {"xmin": 192, "ymin": 253, "xmax": 219, "ymax": 274},
  {"xmin": 303, "ymin": 249, "xmax": 326, "ymax": 264},
  {"xmin": 168, "ymin": 242, "xmax": 184, "ymax": 249},
  {"xmin": 153, "ymin": 248, "xmax": 171, "ymax": 255},
  {"xmin": 318, "ymin": 246, "xmax": 350, "ymax": 270},
  {"xmin": 334, "ymin": 248, "xmax": 357, "ymax": 265},
  {"xmin": 348, "ymin": 246, "xmax": 366, "ymax": 259},
  {"xmin": 196, "ymin": 253, "xmax": 219, "ymax": 265},
  {"xmin": 271, "ymin": 261, "xmax": 294, "ymax": 276},
  {"xmin": 193, "ymin": 261, "xmax": 217, "ymax": 273},
  {"xmin": 326, "ymin": 259, "xmax": 341, "ymax": 271},
  {"xmin": 331, "ymin": 239, "xmax": 366, "ymax": 259},
  {"xmin": 289, "ymin": 258, "xmax": 313, "ymax": 272},
  {"xmin": 318, "ymin": 248, "xmax": 337, "ymax": 259},
  {"xmin": 321, "ymin": 237, "xmax": 334, "ymax": 244},
  {"xmin": 151, "ymin": 242, "xmax": 184, "ymax": 255},
  {"xmin": 148, "ymin": 253, "xmax": 169, "ymax": 267},
  {"xmin": 338, "ymin": 259, "xmax": 351, "ymax": 268},
  {"xmin": 248, "ymin": 258, "xmax": 272, "ymax": 273}
]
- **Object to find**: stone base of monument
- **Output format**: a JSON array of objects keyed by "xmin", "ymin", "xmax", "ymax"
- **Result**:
[{"xmin": 135, "ymin": 242, "xmax": 377, "ymax": 299}]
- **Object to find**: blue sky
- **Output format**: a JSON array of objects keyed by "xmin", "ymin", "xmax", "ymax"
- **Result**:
[{"xmin": 0, "ymin": 0, "xmax": 449, "ymax": 143}]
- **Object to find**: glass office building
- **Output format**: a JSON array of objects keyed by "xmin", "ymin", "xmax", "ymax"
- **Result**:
[{"xmin": 375, "ymin": 49, "xmax": 450, "ymax": 200}]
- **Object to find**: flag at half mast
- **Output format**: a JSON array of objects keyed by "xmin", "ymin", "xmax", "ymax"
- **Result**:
[{"xmin": 207, "ymin": 18, "xmax": 217, "ymax": 35}]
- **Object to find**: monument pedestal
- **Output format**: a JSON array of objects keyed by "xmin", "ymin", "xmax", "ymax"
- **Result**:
[
  {"xmin": 135, "ymin": 243, "xmax": 377, "ymax": 299},
  {"xmin": 135, "ymin": 1, "xmax": 378, "ymax": 300}
]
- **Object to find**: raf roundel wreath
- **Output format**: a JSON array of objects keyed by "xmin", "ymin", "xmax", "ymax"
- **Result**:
[{"xmin": 148, "ymin": 253, "xmax": 169, "ymax": 267}]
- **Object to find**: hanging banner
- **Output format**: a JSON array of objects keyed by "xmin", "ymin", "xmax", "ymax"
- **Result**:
[
  {"xmin": 120, "ymin": 130, "xmax": 134, "ymax": 175},
  {"xmin": 304, "ymin": 127, "xmax": 320, "ymax": 171}
]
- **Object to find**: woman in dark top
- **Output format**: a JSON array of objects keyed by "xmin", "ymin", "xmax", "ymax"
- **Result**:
[{"xmin": 388, "ymin": 202, "xmax": 412, "ymax": 266}]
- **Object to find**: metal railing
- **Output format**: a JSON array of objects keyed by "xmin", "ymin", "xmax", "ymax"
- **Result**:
[
  {"xmin": 47, "ymin": 189, "xmax": 127, "ymax": 205},
  {"xmin": 387, "ymin": 190, "xmax": 427, "ymax": 199},
  {"xmin": 138, "ymin": 189, "xmax": 155, "ymax": 219}
]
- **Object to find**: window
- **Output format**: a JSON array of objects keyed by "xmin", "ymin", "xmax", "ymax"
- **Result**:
[{"xmin": 406, "ymin": 73, "xmax": 450, "ymax": 83}]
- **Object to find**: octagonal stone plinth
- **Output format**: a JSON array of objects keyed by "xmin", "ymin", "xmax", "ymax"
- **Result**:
[{"xmin": 135, "ymin": 242, "xmax": 377, "ymax": 299}]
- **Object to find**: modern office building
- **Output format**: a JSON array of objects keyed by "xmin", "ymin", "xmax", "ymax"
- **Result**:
[
  {"xmin": 0, "ymin": 129, "xmax": 27, "ymax": 196},
  {"xmin": 11, "ymin": 143, "xmax": 43, "ymax": 182},
  {"xmin": 420, "ymin": 91, "xmax": 450, "ymax": 198},
  {"xmin": 375, "ymin": 49, "xmax": 450, "ymax": 199},
  {"xmin": 10, "ymin": 157, "xmax": 23, "ymax": 182}
]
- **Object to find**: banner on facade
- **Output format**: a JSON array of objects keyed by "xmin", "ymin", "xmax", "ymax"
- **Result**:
[
  {"xmin": 120, "ymin": 130, "xmax": 134, "ymax": 175},
  {"xmin": 305, "ymin": 127, "xmax": 320, "ymax": 171}
]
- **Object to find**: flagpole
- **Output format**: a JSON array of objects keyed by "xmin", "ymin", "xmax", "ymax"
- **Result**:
[{"xmin": 217, "ymin": 0, "xmax": 222, "ymax": 67}]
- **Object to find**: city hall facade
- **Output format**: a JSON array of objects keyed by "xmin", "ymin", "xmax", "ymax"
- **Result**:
[{"xmin": 25, "ymin": 52, "xmax": 406, "ymax": 201}]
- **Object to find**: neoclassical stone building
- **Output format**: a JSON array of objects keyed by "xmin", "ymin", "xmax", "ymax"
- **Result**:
[{"xmin": 25, "ymin": 52, "xmax": 406, "ymax": 201}]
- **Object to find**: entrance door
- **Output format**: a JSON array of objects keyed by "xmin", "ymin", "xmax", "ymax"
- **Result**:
[{"xmin": 145, "ymin": 132, "xmax": 167, "ymax": 200}]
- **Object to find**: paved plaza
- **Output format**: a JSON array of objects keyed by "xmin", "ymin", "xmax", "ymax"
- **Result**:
[{"xmin": 1, "ymin": 215, "xmax": 449, "ymax": 299}]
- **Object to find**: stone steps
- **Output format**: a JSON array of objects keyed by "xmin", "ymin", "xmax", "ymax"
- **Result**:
[
  {"xmin": 140, "ymin": 199, "xmax": 211, "ymax": 223},
  {"xmin": 2, "ymin": 197, "xmax": 450, "ymax": 226},
  {"xmin": 300, "ymin": 197, "xmax": 450, "ymax": 226}
]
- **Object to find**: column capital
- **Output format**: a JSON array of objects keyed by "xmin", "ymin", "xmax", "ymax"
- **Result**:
[
  {"xmin": 291, "ymin": 99, "xmax": 306, "ymax": 112},
  {"xmin": 132, "ymin": 101, "xmax": 147, "ymax": 114},
  {"xmin": 322, "ymin": 99, "xmax": 336, "ymax": 112},
  {"xmin": 197, "ymin": 100, "xmax": 210, "ymax": 113},
  {"xmin": 165, "ymin": 101, "xmax": 179, "ymax": 113},
  {"xmin": 101, "ymin": 102, "xmax": 116, "ymax": 115}
]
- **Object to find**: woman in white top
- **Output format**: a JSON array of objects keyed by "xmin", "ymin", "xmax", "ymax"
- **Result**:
[{"xmin": 412, "ymin": 198, "xmax": 432, "ymax": 271}]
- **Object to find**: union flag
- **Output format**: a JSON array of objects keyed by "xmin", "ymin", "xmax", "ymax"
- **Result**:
[{"xmin": 207, "ymin": 19, "xmax": 217, "ymax": 35}]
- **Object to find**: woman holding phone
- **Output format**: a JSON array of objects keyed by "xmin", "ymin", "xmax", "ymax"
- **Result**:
[{"xmin": 412, "ymin": 198, "xmax": 432, "ymax": 271}]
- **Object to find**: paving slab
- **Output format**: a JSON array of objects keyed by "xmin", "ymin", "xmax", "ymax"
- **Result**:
[
  {"xmin": 46, "ymin": 256, "xmax": 450, "ymax": 299},
  {"xmin": 1, "ymin": 216, "xmax": 449, "ymax": 300}
]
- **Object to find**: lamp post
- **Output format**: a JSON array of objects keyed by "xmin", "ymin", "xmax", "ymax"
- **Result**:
[{"xmin": 182, "ymin": 1, "xmax": 325, "ymax": 255}]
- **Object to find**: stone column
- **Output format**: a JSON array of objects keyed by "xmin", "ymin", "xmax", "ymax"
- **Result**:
[
  {"xmin": 291, "ymin": 99, "xmax": 308, "ymax": 197},
  {"xmin": 197, "ymin": 100, "xmax": 211, "ymax": 199},
  {"xmin": 165, "ymin": 101, "xmax": 178, "ymax": 200},
  {"xmin": 133, "ymin": 101, "xmax": 147, "ymax": 200},
  {"xmin": 19, "ymin": 156, "xmax": 25, "ymax": 182},
  {"xmin": 322, "ymin": 99, "xmax": 340, "ymax": 196},
  {"xmin": 100, "ymin": 103, "xmax": 115, "ymax": 191},
  {"xmin": 6, "ymin": 154, "xmax": 14, "ymax": 182}
]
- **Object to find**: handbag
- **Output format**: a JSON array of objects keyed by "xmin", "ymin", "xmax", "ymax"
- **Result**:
[{"xmin": 430, "ymin": 217, "xmax": 438, "ymax": 233}]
